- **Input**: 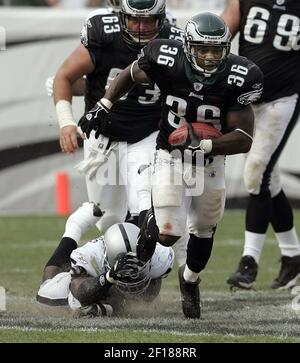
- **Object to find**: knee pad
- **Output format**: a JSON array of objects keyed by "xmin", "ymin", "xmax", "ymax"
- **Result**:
[
  {"xmin": 36, "ymin": 272, "xmax": 71, "ymax": 306},
  {"xmin": 152, "ymin": 160, "xmax": 183, "ymax": 208},
  {"xmin": 64, "ymin": 202, "xmax": 103, "ymax": 241}
]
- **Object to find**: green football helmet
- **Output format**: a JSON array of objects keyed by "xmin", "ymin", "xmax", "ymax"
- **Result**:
[{"xmin": 184, "ymin": 12, "xmax": 231, "ymax": 76}]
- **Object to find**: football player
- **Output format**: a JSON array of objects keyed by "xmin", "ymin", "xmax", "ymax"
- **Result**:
[
  {"xmin": 79, "ymin": 12, "xmax": 263, "ymax": 319},
  {"xmin": 222, "ymin": 0, "xmax": 300, "ymax": 290},
  {"xmin": 45, "ymin": 0, "xmax": 176, "ymax": 97},
  {"xmin": 50, "ymin": 0, "xmax": 186, "ymax": 272},
  {"xmin": 37, "ymin": 222, "xmax": 174, "ymax": 317}
]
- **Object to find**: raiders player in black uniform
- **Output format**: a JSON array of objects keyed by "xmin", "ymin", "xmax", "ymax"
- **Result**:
[
  {"xmin": 43, "ymin": 0, "xmax": 185, "ymax": 284},
  {"xmin": 222, "ymin": 0, "xmax": 300, "ymax": 291},
  {"xmin": 79, "ymin": 12, "xmax": 263, "ymax": 318}
]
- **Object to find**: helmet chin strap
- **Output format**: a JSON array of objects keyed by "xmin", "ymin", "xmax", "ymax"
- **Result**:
[
  {"xmin": 129, "ymin": 32, "xmax": 158, "ymax": 45},
  {"xmin": 191, "ymin": 60, "xmax": 218, "ymax": 77}
]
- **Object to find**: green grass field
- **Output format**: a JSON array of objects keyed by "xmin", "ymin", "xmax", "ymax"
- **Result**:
[{"xmin": 0, "ymin": 211, "xmax": 300, "ymax": 343}]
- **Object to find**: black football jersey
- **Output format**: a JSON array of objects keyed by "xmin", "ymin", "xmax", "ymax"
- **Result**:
[
  {"xmin": 239, "ymin": 0, "xmax": 300, "ymax": 102},
  {"xmin": 80, "ymin": 12, "xmax": 184, "ymax": 143},
  {"xmin": 138, "ymin": 39, "xmax": 263, "ymax": 150}
]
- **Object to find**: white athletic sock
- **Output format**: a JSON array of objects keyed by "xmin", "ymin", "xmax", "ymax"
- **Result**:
[
  {"xmin": 276, "ymin": 227, "xmax": 300, "ymax": 257},
  {"xmin": 183, "ymin": 265, "xmax": 200, "ymax": 283},
  {"xmin": 243, "ymin": 231, "xmax": 266, "ymax": 264}
]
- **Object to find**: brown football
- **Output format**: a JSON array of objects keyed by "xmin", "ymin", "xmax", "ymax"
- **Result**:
[{"xmin": 168, "ymin": 122, "xmax": 222, "ymax": 146}]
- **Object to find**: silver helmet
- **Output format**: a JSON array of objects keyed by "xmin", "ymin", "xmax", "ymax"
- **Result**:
[
  {"xmin": 184, "ymin": 12, "xmax": 231, "ymax": 76},
  {"xmin": 120, "ymin": 0, "xmax": 166, "ymax": 46},
  {"xmin": 104, "ymin": 223, "xmax": 151, "ymax": 295},
  {"xmin": 104, "ymin": 222, "xmax": 139, "ymax": 266}
]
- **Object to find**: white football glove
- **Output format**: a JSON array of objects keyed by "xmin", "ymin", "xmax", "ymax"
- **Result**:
[{"xmin": 45, "ymin": 76, "xmax": 54, "ymax": 97}]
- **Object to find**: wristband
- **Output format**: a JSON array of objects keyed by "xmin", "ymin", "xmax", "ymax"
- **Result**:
[
  {"xmin": 100, "ymin": 97, "xmax": 113, "ymax": 110},
  {"xmin": 199, "ymin": 139, "xmax": 213, "ymax": 154},
  {"xmin": 55, "ymin": 100, "xmax": 77, "ymax": 128}
]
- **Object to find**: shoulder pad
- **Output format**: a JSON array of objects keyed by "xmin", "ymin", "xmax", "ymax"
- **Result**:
[
  {"xmin": 85, "ymin": 8, "xmax": 114, "ymax": 21},
  {"xmin": 81, "ymin": 13, "xmax": 121, "ymax": 48},
  {"xmin": 227, "ymin": 55, "xmax": 264, "ymax": 106}
]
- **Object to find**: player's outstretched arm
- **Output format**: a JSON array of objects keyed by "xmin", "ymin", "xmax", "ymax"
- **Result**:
[{"xmin": 54, "ymin": 44, "xmax": 94, "ymax": 153}]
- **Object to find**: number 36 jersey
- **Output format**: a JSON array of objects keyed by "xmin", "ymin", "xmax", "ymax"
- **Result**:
[
  {"xmin": 138, "ymin": 39, "xmax": 263, "ymax": 150},
  {"xmin": 80, "ymin": 12, "xmax": 183, "ymax": 143}
]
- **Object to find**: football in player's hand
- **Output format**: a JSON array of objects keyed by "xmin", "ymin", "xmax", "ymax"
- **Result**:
[{"xmin": 168, "ymin": 122, "xmax": 222, "ymax": 146}]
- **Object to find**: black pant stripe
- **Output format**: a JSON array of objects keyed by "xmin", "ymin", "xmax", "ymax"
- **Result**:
[{"xmin": 261, "ymin": 95, "xmax": 300, "ymax": 193}]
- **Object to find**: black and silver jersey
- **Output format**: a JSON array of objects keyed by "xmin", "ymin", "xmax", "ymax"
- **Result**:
[
  {"xmin": 138, "ymin": 39, "xmax": 263, "ymax": 150},
  {"xmin": 239, "ymin": 0, "xmax": 300, "ymax": 102},
  {"xmin": 80, "ymin": 13, "xmax": 183, "ymax": 143}
]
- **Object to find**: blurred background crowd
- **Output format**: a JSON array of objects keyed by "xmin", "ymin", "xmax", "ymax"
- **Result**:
[{"xmin": 0, "ymin": 0, "xmax": 228, "ymax": 9}]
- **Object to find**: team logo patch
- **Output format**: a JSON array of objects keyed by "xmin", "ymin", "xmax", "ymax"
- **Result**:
[
  {"xmin": 276, "ymin": 0, "xmax": 285, "ymax": 5},
  {"xmin": 237, "ymin": 88, "xmax": 263, "ymax": 105},
  {"xmin": 194, "ymin": 82, "xmax": 203, "ymax": 92}
]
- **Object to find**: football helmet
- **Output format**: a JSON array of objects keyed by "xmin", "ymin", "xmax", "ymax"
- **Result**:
[
  {"xmin": 104, "ymin": 223, "xmax": 151, "ymax": 295},
  {"xmin": 113, "ymin": 252, "xmax": 151, "ymax": 295},
  {"xmin": 107, "ymin": 0, "xmax": 121, "ymax": 10},
  {"xmin": 104, "ymin": 222, "xmax": 139, "ymax": 266},
  {"xmin": 120, "ymin": 0, "xmax": 166, "ymax": 46},
  {"xmin": 183, "ymin": 12, "xmax": 231, "ymax": 76}
]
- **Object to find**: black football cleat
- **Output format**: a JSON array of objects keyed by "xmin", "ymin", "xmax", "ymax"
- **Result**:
[
  {"xmin": 178, "ymin": 265, "xmax": 200, "ymax": 319},
  {"xmin": 271, "ymin": 255, "xmax": 300, "ymax": 290},
  {"xmin": 227, "ymin": 255, "xmax": 258, "ymax": 290},
  {"xmin": 136, "ymin": 208, "xmax": 159, "ymax": 263}
]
